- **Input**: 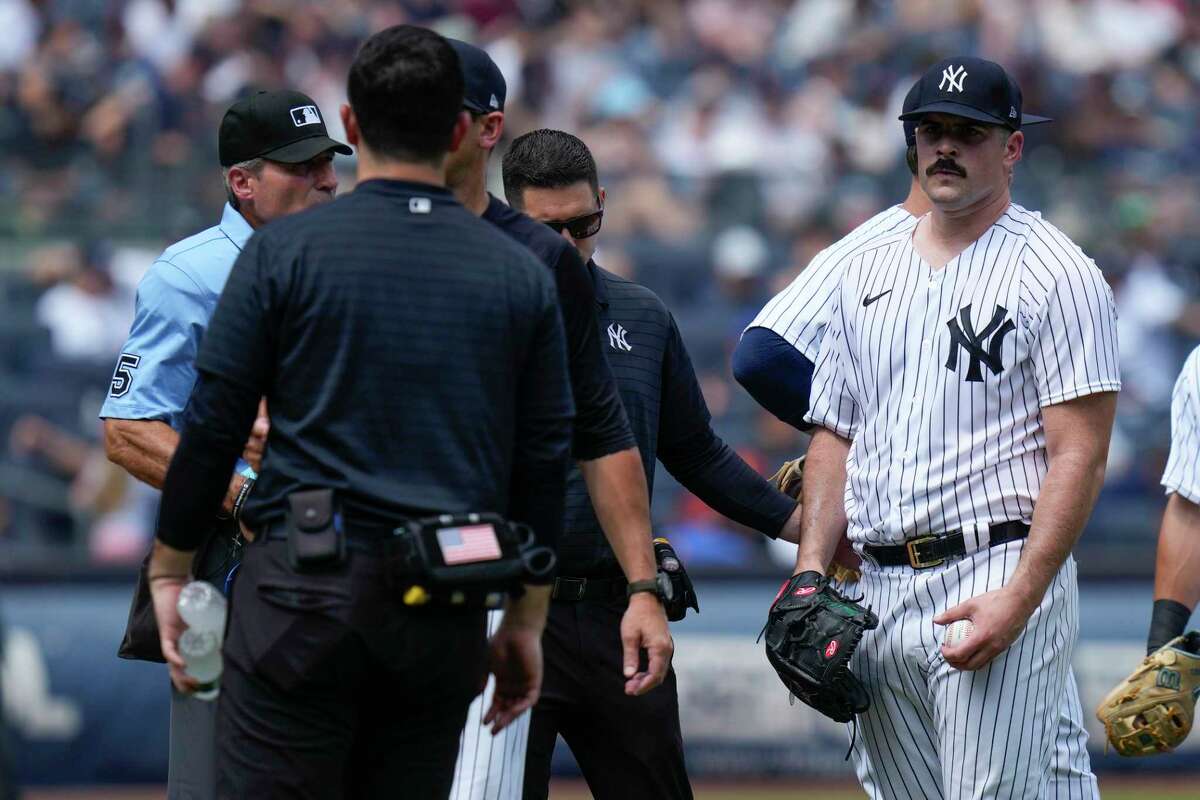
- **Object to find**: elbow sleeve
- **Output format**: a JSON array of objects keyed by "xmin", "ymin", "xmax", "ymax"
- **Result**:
[{"xmin": 733, "ymin": 327, "xmax": 815, "ymax": 431}]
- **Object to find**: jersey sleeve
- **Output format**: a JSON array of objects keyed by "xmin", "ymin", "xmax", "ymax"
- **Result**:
[
  {"xmin": 1029, "ymin": 250, "xmax": 1122, "ymax": 407},
  {"xmin": 195, "ymin": 231, "xmax": 280, "ymax": 394},
  {"xmin": 803, "ymin": 287, "xmax": 860, "ymax": 439},
  {"xmin": 1162, "ymin": 348, "xmax": 1200, "ymax": 504},
  {"xmin": 98, "ymin": 261, "xmax": 209, "ymax": 426},
  {"xmin": 553, "ymin": 246, "xmax": 635, "ymax": 461},
  {"xmin": 746, "ymin": 244, "xmax": 844, "ymax": 363}
]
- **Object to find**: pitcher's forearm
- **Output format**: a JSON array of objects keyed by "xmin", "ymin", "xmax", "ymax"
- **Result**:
[{"xmin": 796, "ymin": 428, "xmax": 851, "ymax": 575}]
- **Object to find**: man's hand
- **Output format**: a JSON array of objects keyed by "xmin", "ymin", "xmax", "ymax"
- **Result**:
[
  {"xmin": 621, "ymin": 593, "xmax": 672, "ymax": 696},
  {"xmin": 147, "ymin": 540, "xmax": 199, "ymax": 694},
  {"xmin": 242, "ymin": 399, "xmax": 270, "ymax": 473},
  {"xmin": 484, "ymin": 585, "xmax": 550, "ymax": 735},
  {"xmin": 935, "ymin": 587, "xmax": 1037, "ymax": 671}
]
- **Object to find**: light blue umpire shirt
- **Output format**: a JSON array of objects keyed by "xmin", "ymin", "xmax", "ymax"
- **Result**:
[{"xmin": 101, "ymin": 203, "xmax": 257, "ymax": 478}]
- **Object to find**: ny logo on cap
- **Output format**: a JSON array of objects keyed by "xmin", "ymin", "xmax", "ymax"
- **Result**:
[
  {"xmin": 290, "ymin": 105, "xmax": 321, "ymax": 127},
  {"xmin": 939, "ymin": 65, "xmax": 968, "ymax": 93}
]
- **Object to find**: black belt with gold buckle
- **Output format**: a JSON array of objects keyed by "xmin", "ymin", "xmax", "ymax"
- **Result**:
[{"xmin": 862, "ymin": 521, "xmax": 1030, "ymax": 570}]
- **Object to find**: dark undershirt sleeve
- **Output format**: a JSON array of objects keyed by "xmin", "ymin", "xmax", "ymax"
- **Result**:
[
  {"xmin": 507, "ymin": 280, "xmax": 575, "ymax": 579},
  {"xmin": 731, "ymin": 326, "xmax": 815, "ymax": 432},
  {"xmin": 157, "ymin": 371, "xmax": 260, "ymax": 550},
  {"xmin": 552, "ymin": 245, "xmax": 636, "ymax": 461},
  {"xmin": 160, "ymin": 232, "xmax": 278, "ymax": 550},
  {"xmin": 657, "ymin": 316, "xmax": 795, "ymax": 537}
]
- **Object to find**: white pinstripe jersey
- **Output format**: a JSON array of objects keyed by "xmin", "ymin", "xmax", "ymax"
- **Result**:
[
  {"xmin": 1162, "ymin": 344, "xmax": 1200, "ymax": 504},
  {"xmin": 747, "ymin": 205, "xmax": 916, "ymax": 361},
  {"xmin": 806, "ymin": 203, "xmax": 1121, "ymax": 546}
]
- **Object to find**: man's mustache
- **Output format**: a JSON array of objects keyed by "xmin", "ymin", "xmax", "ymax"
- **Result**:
[{"xmin": 927, "ymin": 159, "xmax": 966, "ymax": 178}]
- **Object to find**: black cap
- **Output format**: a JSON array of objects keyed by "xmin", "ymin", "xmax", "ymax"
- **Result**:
[
  {"xmin": 447, "ymin": 39, "xmax": 506, "ymax": 114},
  {"xmin": 219, "ymin": 90, "xmax": 352, "ymax": 167},
  {"xmin": 899, "ymin": 56, "xmax": 1051, "ymax": 131}
]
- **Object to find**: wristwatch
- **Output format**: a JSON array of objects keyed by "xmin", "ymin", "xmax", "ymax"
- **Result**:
[{"xmin": 626, "ymin": 573, "xmax": 674, "ymax": 603}]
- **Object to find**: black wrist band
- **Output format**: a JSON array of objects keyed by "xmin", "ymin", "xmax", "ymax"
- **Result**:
[
  {"xmin": 233, "ymin": 476, "xmax": 255, "ymax": 521},
  {"xmin": 1147, "ymin": 598, "xmax": 1193, "ymax": 654}
]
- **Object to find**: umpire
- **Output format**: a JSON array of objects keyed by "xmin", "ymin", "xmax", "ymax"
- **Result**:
[
  {"xmin": 102, "ymin": 87, "xmax": 347, "ymax": 800},
  {"xmin": 503, "ymin": 130, "xmax": 802, "ymax": 800},
  {"xmin": 147, "ymin": 25, "xmax": 574, "ymax": 799}
]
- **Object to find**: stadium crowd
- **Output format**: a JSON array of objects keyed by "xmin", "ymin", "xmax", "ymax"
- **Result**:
[{"xmin": 1, "ymin": 0, "xmax": 1198, "ymax": 574}]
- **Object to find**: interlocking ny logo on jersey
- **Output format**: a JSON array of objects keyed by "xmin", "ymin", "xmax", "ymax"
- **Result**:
[
  {"xmin": 939, "ymin": 65, "xmax": 967, "ymax": 93},
  {"xmin": 607, "ymin": 323, "xmax": 632, "ymax": 352},
  {"xmin": 945, "ymin": 304, "xmax": 1016, "ymax": 382},
  {"xmin": 290, "ymin": 105, "xmax": 321, "ymax": 127}
]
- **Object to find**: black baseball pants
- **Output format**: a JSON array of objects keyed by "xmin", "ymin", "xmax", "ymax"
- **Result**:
[
  {"xmin": 216, "ymin": 538, "xmax": 487, "ymax": 799},
  {"xmin": 522, "ymin": 598, "xmax": 693, "ymax": 800}
]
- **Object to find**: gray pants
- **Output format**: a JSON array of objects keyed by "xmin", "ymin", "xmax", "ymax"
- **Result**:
[{"xmin": 168, "ymin": 685, "xmax": 217, "ymax": 800}]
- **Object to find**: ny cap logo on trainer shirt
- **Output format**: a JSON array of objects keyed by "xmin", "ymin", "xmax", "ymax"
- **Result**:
[
  {"xmin": 607, "ymin": 323, "xmax": 632, "ymax": 352},
  {"xmin": 945, "ymin": 303, "xmax": 1016, "ymax": 382},
  {"xmin": 290, "ymin": 105, "xmax": 321, "ymax": 127},
  {"xmin": 939, "ymin": 65, "xmax": 968, "ymax": 93}
]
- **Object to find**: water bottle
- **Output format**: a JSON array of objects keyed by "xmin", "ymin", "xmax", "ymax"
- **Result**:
[{"xmin": 176, "ymin": 581, "xmax": 227, "ymax": 701}]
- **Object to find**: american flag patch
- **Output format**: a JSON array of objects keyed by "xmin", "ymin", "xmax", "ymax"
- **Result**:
[{"xmin": 436, "ymin": 524, "xmax": 502, "ymax": 565}]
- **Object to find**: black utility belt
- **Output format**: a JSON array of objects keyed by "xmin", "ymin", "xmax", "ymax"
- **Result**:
[
  {"xmin": 268, "ymin": 489, "xmax": 556, "ymax": 609},
  {"xmin": 861, "ymin": 520, "xmax": 1030, "ymax": 570}
]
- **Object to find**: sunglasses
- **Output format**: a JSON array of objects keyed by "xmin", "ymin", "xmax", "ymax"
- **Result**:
[{"xmin": 542, "ymin": 207, "xmax": 604, "ymax": 240}]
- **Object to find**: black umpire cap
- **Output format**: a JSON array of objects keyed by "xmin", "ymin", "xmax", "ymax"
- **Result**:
[
  {"xmin": 448, "ymin": 39, "xmax": 506, "ymax": 113},
  {"xmin": 219, "ymin": 90, "xmax": 352, "ymax": 167},
  {"xmin": 899, "ymin": 56, "xmax": 1051, "ymax": 132}
]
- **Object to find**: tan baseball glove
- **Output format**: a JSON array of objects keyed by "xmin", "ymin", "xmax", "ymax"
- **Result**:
[
  {"xmin": 1096, "ymin": 632, "xmax": 1200, "ymax": 757},
  {"xmin": 768, "ymin": 457, "xmax": 861, "ymax": 584}
]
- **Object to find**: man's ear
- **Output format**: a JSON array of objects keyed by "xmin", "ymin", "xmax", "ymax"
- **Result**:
[
  {"xmin": 448, "ymin": 111, "xmax": 472, "ymax": 154},
  {"xmin": 341, "ymin": 104, "xmax": 360, "ymax": 148},
  {"xmin": 598, "ymin": 186, "xmax": 607, "ymax": 208},
  {"xmin": 227, "ymin": 165, "xmax": 256, "ymax": 207},
  {"xmin": 479, "ymin": 111, "xmax": 505, "ymax": 150},
  {"xmin": 1004, "ymin": 129, "xmax": 1024, "ymax": 168}
]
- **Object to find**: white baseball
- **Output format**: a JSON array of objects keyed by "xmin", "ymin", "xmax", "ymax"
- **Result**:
[{"xmin": 944, "ymin": 619, "xmax": 974, "ymax": 648}]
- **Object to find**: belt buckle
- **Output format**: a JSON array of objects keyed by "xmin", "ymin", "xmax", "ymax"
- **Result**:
[
  {"xmin": 553, "ymin": 577, "xmax": 586, "ymax": 601},
  {"xmin": 905, "ymin": 536, "xmax": 944, "ymax": 570}
]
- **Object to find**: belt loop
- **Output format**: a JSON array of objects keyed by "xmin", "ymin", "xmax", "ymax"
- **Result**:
[{"xmin": 961, "ymin": 522, "xmax": 984, "ymax": 555}]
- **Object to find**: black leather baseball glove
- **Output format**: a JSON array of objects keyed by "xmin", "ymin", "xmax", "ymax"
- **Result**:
[{"xmin": 761, "ymin": 570, "xmax": 878, "ymax": 723}]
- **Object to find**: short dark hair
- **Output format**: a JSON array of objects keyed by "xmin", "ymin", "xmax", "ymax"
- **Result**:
[
  {"xmin": 502, "ymin": 129, "xmax": 599, "ymax": 209},
  {"xmin": 347, "ymin": 25, "xmax": 464, "ymax": 164}
]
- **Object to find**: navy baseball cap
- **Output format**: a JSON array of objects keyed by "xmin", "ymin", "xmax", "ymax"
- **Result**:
[
  {"xmin": 899, "ymin": 56, "xmax": 1051, "ymax": 131},
  {"xmin": 219, "ymin": 90, "xmax": 352, "ymax": 167},
  {"xmin": 448, "ymin": 38, "xmax": 506, "ymax": 114}
]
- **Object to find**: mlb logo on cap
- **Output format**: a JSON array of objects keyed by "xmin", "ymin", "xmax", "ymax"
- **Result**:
[{"xmin": 291, "ymin": 105, "xmax": 322, "ymax": 127}]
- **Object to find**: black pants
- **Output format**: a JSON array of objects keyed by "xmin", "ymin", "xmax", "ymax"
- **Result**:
[
  {"xmin": 523, "ymin": 599, "xmax": 692, "ymax": 800},
  {"xmin": 217, "ymin": 538, "xmax": 487, "ymax": 800}
]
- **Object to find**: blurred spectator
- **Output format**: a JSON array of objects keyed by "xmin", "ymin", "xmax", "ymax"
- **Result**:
[
  {"xmin": 6, "ymin": 414, "xmax": 153, "ymax": 561},
  {"xmin": 29, "ymin": 243, "xmax": 133, "ymax": 364}
]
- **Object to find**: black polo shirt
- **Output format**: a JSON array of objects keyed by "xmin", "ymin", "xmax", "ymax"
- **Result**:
[
  {"xmin": 157, "ymin": 179, "xmax": 574, "ymax": 557},
  {"xmin": 558, "ymin": 262, "xmax": 795, "ymax": 577},
  {"xmin": 482, "ymin": 195, "xmax": 634, "ymax": 461}
]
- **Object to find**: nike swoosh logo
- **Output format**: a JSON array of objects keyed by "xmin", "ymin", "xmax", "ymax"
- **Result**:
[{"xmin": 863, "ymin": 290, "xmax": 892, "ymax": 307}]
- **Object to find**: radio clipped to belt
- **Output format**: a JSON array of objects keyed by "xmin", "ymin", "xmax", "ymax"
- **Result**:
[
  {"xmin": 386, "ymin": 512, "xmax": 556, "ymax": 610},
  {"xmin": 654, "ymin": 537, "xmax": 699, "ymax": 622},
  {"xmin": 286, "ymin": 489, "xmax": 346, "ymax": 570}
]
